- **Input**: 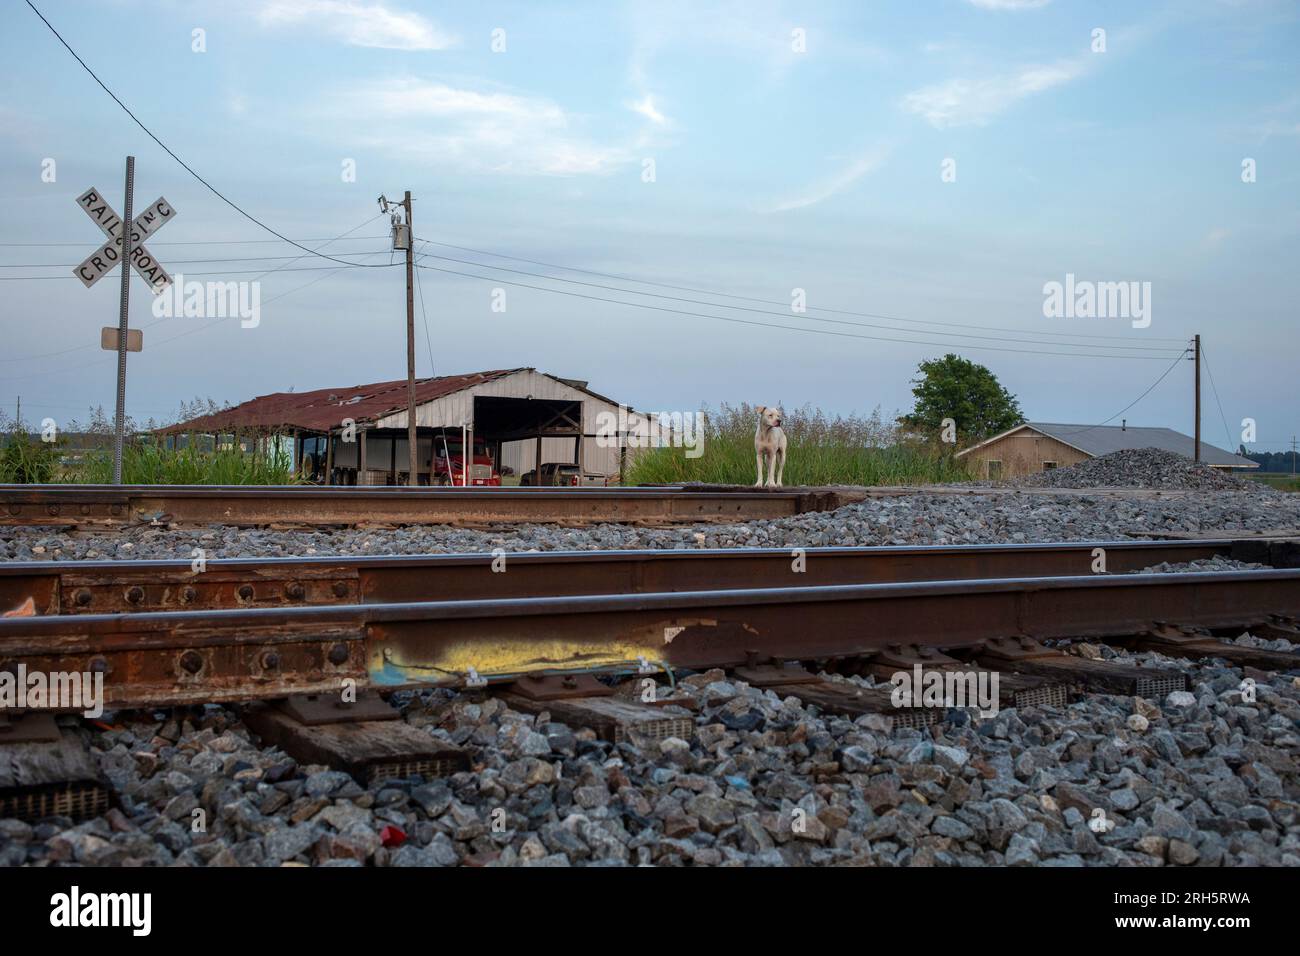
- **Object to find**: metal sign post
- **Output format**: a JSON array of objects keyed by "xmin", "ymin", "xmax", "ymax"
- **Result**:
[
  {"xmin": 73, "ymin": 162, "xmax": 177, "ymax": 483},
  {"xmin": 113, "ymin": 157, "xmax": 134, "ymax": 485}
]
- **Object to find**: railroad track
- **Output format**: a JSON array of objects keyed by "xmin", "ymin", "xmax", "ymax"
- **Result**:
[
  {"xmin": 2, "ymin": 540, "xmax": 1297, "ymax": 824},
  {"xmin": 1, "ymin": 482, "xmax": 1255, "ymax": 531},
  {"xmin": 0, "ymin": 537, "xmax": 1285, "ymax": 615},
  {"xmin": 1, "ymin": 539, "xmax": 1296, "ymax": 710},
  {"xmin": 0, "ymin": 483, "xmax": 849, "ymax": 528}
]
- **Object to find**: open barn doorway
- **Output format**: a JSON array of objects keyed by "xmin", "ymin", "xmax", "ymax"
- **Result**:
[{"xmin": 472, "ymin": 396, "xmax": 583, "ymax": 485}]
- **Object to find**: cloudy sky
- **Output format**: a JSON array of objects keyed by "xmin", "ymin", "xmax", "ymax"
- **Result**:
[{"xmin": 1, "ymin": 0, "xmax": 1297, "ymax": 453}]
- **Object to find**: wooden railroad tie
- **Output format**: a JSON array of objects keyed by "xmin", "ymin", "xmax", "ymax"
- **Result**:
[
  {"xmin": 241, "ymin": 693, "xmax": 468, "ymax": 789},
  {"xmin": 0, "ymin": 714, "xmax": 111, "ymax": 823}
]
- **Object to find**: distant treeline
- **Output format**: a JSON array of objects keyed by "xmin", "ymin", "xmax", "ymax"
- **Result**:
[{"xmin": 1242, "ymin": 449, "xmax": 1298, "ymax": 472}]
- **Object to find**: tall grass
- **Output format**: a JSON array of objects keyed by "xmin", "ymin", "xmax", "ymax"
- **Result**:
[
  {"xmin": 68, "ymin": 441, "xmax": 301, "ymax": 485},
  {"xmin": 0, "ymin": 399, "xmax": 298, "ymax": 485},
  {"xmin": 0, "ymin": 432, "xmax": 63, "ymax": 483},
  {"xmin": 1249, "ymin": 473, "xmax": 1300, "ymax": 493},
  {"xmin": 624, "ymin": 403, "xmax": 970, "ymax": 486}
]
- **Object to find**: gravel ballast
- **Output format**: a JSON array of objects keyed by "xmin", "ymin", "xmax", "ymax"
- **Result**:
[
  {"xmin": 3, "ymin": 486, "xmax": 1297, "ymax": 561},
  {"xmin": 2, "ymin": 446, "xmax": 1296, "ymax": 867},
  {"xmin": 2, "ymin": 448, "xmax": 1292, "ymax": 561},
  {"xmin": 3, "ymin": 643, "xmax": 1295, "ymax": 868}
]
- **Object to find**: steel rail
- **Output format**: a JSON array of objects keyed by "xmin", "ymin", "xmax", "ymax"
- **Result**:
[
  {"xmin": 1, "ymin": 567, "xmax": 1296, "ymax": 709},
  {"xmin": 0, "ymin": 539, "xmax": 1250, "ymax": 616},
  {"xmin": 0, "ymin": 483, "xmax": 834, "ymax": 528}
]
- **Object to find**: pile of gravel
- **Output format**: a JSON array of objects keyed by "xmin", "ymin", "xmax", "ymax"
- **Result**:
[
  {"xmin": 1012, "ymin": 448, "xmax": 1261, "ymax": 492},
  {"xmin": 4, "ymin": 644, "xmax": 1296, "ymax": 868}
]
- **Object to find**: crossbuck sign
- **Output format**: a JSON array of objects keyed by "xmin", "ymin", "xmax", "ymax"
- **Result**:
[{"xmin": 74, "ymin": 187, "xmax": 176, "ymax": 292}]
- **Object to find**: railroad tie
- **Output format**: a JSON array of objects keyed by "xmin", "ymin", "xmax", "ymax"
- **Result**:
[
  {"xmin": 974, "ymin": 636, "xmax": 1189, "ymax": 699},
  {"xmin": 241, "ymin": 696, "xmax": 469, "ymax": 789},
  {"xmin": 0, "ymin": 714, "xmax": 111, "ymax": 824},
  {"xmin": 1134, "ymin": 622, "xmax": 1300, "ymax": 671},
  {"xmin": 495, "ymin": 675, "xmax": 695, "ymax": 745},
  {"xmin": 865, "ymin": 643, "xmax": 1071, "ymax": 711}
]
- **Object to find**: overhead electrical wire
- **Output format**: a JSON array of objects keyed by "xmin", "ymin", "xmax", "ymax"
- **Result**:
[
  {"xmin": 414, "ymin": 260, "xmax": 1184, "ymax": 360},
  {"xmin": 0, "ymin": 251, "xmax": 391, "ymax": 268},
  {"xmin": 1042, "ymin": 347, "xmax": 1191, "ymax": 436},
  {"xmin": 413, "ymin": 246, "xmax": 1181, "ymax": 355},
  {"xmin": 1, "ymin": 217, "xmax": 387, "ymax": 370},
  {"xmin": 23, "ymin": 0, "xmax": 399, "ymax": 270},
  {"xmin": 0, "ymin": 265, "xmax": 378, "ymax": 281},
  {"xmin": 0, "ymin": 237, "xmax": 388, "ymax": 247},
  {"xmin": 1198, "ymin": 341, "xmax": 1236, "ymax": 450},
  {"xmin": 122, "ymin": 248, "xmax": 397, "ymax": 361},
  {"xmin": 412, "ymin": 261, "xmax": 437, "ymax": 378},
  {"xmin": 415, "ymin": 237, "xmax": 1190, "ymax": 345}
]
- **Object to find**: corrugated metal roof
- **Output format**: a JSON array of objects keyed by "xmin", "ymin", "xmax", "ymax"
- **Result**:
[
  {"xmin": 156, "ymin": 369, "xmax": 523, "ymax": 434},
  {"xmin": 959, "ymin": 421, "xmax": 1256, "ymax": 468}
]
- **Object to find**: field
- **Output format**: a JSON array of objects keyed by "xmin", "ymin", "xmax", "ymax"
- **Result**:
[
  {"xmin": 622, "ymin": 403, "xmax": 970, "ymax": 486},
  {"xmin": 1248, "ymin": 472, "xmax": 1300, "ymax": 492}
]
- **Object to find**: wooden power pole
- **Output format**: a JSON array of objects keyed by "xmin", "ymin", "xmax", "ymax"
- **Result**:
[
  {"xmin": 1193, "ymin": 334, "xmax": 1201, "ymax": 463},
  {"xmin": 403, "ymin": 191, "xmax": 418, "ymax": 485}
]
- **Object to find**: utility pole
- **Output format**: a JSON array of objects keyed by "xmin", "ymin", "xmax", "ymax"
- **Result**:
[
  {"xmin": 380, "ymin": 191, "xmax": 420, "ymax": 486},
  {"xmin": 1193, "ymin": 333, "xmax": 1201, "ymax": 463},
  {"xmin": 1292, "ymin": 435, "xmax": 1297, "ymax": 476},
  {"xmin": 14, "ymin": 396, "xmax": 19, "ymax": 428},
  {"xmin": 403, "ymin": 191, "xmax": 418, "ymax": 486}
]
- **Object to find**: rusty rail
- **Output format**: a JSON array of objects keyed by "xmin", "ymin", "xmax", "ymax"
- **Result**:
[
  {"xmin": 0, "ymin": 483, "xmax": 836, "ymax": 528},
  {"xmin": 0, "ymin": 539, "xmax": 1254, "ymax": 616},
  {"xmin": 1, "ymin": 567, "xmax": 1296, "ymax": 709}
]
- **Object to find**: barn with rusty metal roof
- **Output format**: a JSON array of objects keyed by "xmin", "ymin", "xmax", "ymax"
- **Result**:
[{"xmin": 159, "ymin": 368, "xmax": 651, "ymax": 485}]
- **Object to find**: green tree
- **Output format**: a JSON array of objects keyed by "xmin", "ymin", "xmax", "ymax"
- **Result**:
[{"xmin": 900, "ymin": 354, "xmax": 1024, "ymax": 442}]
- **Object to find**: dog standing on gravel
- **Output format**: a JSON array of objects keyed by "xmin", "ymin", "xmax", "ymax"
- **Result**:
[{"xmin": 754, "ymin": 405, "xmax": 788, "ymax": 488}]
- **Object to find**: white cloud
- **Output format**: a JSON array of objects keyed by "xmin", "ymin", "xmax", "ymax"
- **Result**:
[
  {"xmin": 625, "ymin": 0, "xmax": 841, "ymax": 94},
  {"xmin": 627, "ymin": 94, "xmax": 668, "ymax": 125},
  {"xmin": 364, "ymin": 81, "xmax": 563, "ymax": 123},
  {"xmin": 901, "ymin": 60, "xmax": 1084, "ymax": 128},
  {"xmin": 966, "ymin": 0, "xmax": 1051, "ymax": 10},
  {"xmin": 342, "ymin": 78, "xmax": 645, "ymax": 176},
  {"xmin": 1203, "ymin": 227, "xmax": 1231, "ymax": 248},
  {"xmin": 256, "ymin": 0, "xmax": 456, "ymax": 51},
  {"xmin": 772, "ymin": 144, "xmax": 892, "ymax": 212}
]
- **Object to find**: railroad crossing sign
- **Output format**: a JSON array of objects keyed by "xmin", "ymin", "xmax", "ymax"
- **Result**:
[{"xmin": 73, "ymin": 187, "xmax": 176, "ymax": 292}]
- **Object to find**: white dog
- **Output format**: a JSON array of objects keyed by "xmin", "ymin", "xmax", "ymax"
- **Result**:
[{"xmin": 754, "ymin": 405, "xmax": 787, "ymax": 487}]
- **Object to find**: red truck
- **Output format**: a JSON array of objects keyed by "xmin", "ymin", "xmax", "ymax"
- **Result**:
[{"xmin": 431, "ymin": 434, "xmax": 501, "ymax": 486}]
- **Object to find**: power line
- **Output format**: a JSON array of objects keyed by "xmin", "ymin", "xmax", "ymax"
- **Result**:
[
  {"xmin": 2, "ymin": 219, "xmax": 387, "ymax": 370},
  {"xmin": 1046, "ymin": 348, "xmax": 1191, "ymax": 435},
  {"xmin": 413, "ymin": 246, "xmax": 1182, "ymax": 355},
  {"xmin": 0, "ymin": 251, "xmax": 391, "ymax": 268},
  {"xmin": 123, "ymin": 249, "xmax": 396, "ymax": 359},
  {"xmin": 0, "ymin": 265, "xmax": 379, "ymax": 281},
  {"xmin": 0, "ymin": 237, "xmax": 388, "ymax": 247},
  {"xmin": 23, "ymin": 0, "xmax": 400, "ymax": 270},
  {"xmin": 415, "ymin": 236, "xmax": 1190, "ymax": 344},
  {"xmin": 412, "ymin": 260, "xmax": 436, "ymax": 378},
  {"xmin": 1198, "ymin": 341, "xmax": 1235, "ymax": 450},
  {"xmin": 415, "ymin": 261, "xmax": 1185, "ymax": 360}
]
